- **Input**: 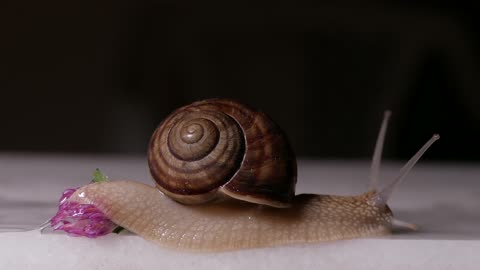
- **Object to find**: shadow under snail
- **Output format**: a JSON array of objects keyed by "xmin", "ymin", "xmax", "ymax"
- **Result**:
[{"xmin": 69, "ymin": 99, "xmax": 439, "ymax": 251}]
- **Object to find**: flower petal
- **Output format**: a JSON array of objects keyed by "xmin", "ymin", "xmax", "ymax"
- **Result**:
[{"xmin": 50, "ymin": 188, "xmax": 117, "ymax": 238}]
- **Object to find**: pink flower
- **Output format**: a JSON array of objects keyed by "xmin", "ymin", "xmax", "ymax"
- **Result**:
[{"xmin": 50, "ymin": 187, "xmax": 117, "ymax": 238}]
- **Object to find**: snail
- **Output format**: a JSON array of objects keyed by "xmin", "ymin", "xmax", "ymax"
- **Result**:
[{"xmin": 68, "ymin": 99, "xmax": 439, "ymax": 251}]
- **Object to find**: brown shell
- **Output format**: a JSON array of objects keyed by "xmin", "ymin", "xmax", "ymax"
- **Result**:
[{"xmin": 148, "ymin": 99, "xmax": 297, "ymax": 208}]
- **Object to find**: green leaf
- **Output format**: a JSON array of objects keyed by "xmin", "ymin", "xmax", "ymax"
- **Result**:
[{"xmin": 92, "ymin": 168, "xmax": 109, "ymax": 183}]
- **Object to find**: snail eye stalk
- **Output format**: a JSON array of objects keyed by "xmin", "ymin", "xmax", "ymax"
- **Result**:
[
  {"xmin": 373, "ymin": 134, "xmax": 440, "ymax": 207},
  {"xmin": 369, "ymin": 110, "xmax": 391, "ymax": 191}
]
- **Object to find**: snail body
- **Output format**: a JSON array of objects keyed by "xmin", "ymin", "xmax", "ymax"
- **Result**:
[
  {"xmin": 68, "ymin": 99, "xmax": 439, "ymax": 251},
  {"xmin": 72, "ymin": 182, "xmax": 391, "ymax": 251}
]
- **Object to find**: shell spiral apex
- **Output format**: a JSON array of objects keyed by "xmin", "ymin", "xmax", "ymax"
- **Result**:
[{"xmin": 147, "ymin": 99, "xmax": 297, "ymax": 207}]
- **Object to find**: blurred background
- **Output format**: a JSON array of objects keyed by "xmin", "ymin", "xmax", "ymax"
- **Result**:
[{"xmin": 1, "ymin": 1, "xmax": 479, "ymax": 161}]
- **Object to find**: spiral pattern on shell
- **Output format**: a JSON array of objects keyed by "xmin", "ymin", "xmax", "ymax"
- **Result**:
[{"xmin": 148, "ymin": 99, "xmax": 297, "ymax": 207}]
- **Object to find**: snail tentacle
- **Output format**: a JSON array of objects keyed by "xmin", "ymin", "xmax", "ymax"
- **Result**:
[
  {"xmin": 369, "ymin": 110, "xmax": 391, "ymax": 191},
  {"xmin": 373, "ymin": 134, "xmax": 440, "ymax": 207}
]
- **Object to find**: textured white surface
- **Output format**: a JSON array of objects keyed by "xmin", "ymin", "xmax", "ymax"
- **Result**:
[{"xmin": 0, "ymin": 154, "xmax": 479, "ymax": 269}]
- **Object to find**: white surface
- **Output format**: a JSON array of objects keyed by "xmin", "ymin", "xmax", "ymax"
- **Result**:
[{"xmin": 0, "ymin": 154, "xmax": 479, "ymax": 269}]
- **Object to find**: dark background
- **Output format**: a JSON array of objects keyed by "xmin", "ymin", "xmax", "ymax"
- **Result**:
[{"xmin": 1, "ymin": 1, "xmax": 479, "ymax": 161}]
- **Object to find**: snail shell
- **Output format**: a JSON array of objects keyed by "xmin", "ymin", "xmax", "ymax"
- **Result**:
[{"xmin": 147, "ymin": 99, "xmax": 297, "ymax": 208}]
